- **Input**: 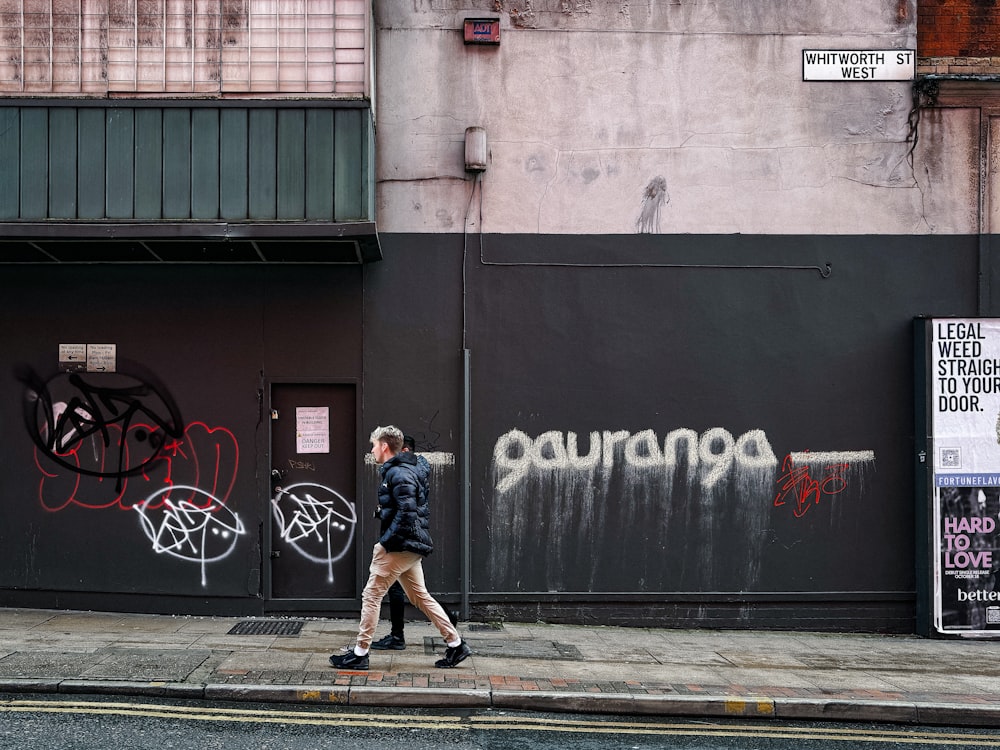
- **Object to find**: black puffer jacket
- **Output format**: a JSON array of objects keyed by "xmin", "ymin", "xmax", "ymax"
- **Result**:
[{"xmin": 377, "ymin": 452, "xmax": 434, "ymax": 556}]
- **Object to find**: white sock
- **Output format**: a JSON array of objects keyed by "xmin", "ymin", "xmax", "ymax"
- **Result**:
[
  {"xmin": 447, "ymin": 639, "xmax": 462, "ymax": 648},
  {"xmin": 355, "ymin": 646, "xmax": 369, "ymax": 656}
]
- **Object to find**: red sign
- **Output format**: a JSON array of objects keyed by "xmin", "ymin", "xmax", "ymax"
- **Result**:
[{"xmin": 464, "ymin": 18, "xmax": 500, "ymax": 45}]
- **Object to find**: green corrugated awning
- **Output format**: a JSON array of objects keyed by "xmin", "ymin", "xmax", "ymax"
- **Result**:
[{"xmin": 0, "ymin": 101, "xmax": 380, "ymax": 263}]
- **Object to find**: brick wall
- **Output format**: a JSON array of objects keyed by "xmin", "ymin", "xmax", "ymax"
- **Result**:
[{"xmin": 918, "ymin": 0, "xmax": 1000, "ymax": 75}]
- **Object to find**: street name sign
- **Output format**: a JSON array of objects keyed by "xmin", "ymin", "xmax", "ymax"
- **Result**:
[{"xmin": 803, "ymin": 49, "xmax": 915, "ymax": 81}]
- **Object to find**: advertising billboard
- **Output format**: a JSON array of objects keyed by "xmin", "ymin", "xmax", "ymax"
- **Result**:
[{"xmin": 923, "ymin": 318, "xmax": 1000, "ymax": 636}]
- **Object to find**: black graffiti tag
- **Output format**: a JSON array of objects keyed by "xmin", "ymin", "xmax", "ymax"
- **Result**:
[{"xmin": 20, "ymin": 368, "xmax": 184, "ymax": 488}]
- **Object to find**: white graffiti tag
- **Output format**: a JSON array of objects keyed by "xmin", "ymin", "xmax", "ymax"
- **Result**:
[
  {"xmin": 493, "ymin": 427, "xmax": 778, "ymax": 493},
  {"xmin": 134, "ymin": 486, "xmax": 246, "ymax": 587},
  {"xmin": 271, "ymin": 483, "xmax": 357, "ymax": 583}
]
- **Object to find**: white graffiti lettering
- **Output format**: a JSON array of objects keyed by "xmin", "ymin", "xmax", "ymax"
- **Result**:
[
  {"xmin": 134, "ymin": 486, "xmax": 246, "ymax": 587},
  {"xmin": 492, "ymin": 427, "xmax": 778, "ymax": 493},
  {"xmin": 271, "ymin": 483, "xmax": 357, "ymax": 583}
]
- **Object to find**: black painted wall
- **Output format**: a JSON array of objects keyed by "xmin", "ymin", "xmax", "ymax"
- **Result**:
[
  {"xmin": 368, "ymin": 233, "xmax": 980, "ymax": 632},
  {"xmin": 360, "ymin": 238, "xmax": 465, "ymax": 605},
  {"xmin": 0, "ymin": 231, "xmax": 983, "ymax": 632},
  {"xmin": 0, "ymin": 264, "xmax": 363, "ymax": 614}
]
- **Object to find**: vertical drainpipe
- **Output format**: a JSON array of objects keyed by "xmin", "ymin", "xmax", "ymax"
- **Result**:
[
  {"xmin": 979, "ymin": 235, "xmax": 991, "ymax": 316},
  {"xmin": 980, "ymin": 110, "xmax": 990, "ymax": 316},
  {"xmin": 460, "ymin": 130, "xmax": 486, "ymax": 621},
  {"xmin": 461, "ymin": 348, "xmax": 472, "ymax": 620}
]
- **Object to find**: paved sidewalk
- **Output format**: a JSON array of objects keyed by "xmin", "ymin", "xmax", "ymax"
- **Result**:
[{"xmin": 0, "ymin": 608, "xmax": 998, "ymax": 726}]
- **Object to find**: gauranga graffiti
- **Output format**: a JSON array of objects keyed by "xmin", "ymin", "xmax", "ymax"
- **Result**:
[
  {"xmin": 489, "ymin": 427, "xmax": 876, "ymax": 594},
  {"xmin": 493, "ymin": 427, "xmax": 778, "ymax": 493}
]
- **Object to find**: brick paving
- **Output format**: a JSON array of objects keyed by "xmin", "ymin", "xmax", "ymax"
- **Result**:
[{"xmin": 204, "ymin": 665, "xmax": 1000, "ymax": 707}]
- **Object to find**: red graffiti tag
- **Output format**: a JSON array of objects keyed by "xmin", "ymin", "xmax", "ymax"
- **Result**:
[
  {"xmin": 773, "ymin": 452, "xmax": 849, "ymax": 518},
  {"xmin": 35, "ymin": 422, "xmax": 238, "ymax": 512}
]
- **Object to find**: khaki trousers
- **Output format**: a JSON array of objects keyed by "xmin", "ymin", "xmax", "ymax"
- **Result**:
[{"xmin": 357, "ymin": 543, "xmax": 459, "ymax": 650}]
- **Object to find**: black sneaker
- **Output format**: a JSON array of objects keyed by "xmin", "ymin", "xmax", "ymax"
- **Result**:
[
  {"xmin": 329, "ymin": 650, "xmax": 369, "ymax": 670},
  {"xmin": 434, "ymin": 640, "xmax": 471, "ymax": 668},
  {"xmin": 447, "ymin": 610, "xmax": 459, "ymax": 627},
  {"xmin": 371, "ymin": 633, "xmax": 406, "ymax": 650}
]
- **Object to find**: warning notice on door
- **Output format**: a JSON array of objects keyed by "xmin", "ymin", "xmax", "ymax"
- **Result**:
[{"xmin": 295, "ymin": 407, "xmax": 330, "ymax": 454}]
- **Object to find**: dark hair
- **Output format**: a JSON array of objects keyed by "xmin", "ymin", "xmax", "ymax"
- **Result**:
[{"xmin": 403, "ymin": 435, "xmax": 416, "ymax": 451}]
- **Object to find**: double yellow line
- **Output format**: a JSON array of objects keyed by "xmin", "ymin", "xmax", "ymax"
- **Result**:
[
  {"xmin": 1, "ymin": 698, "xmax": 998, "ymax": 746},
  {"xmin": 0, "ymin": 699, "xmax": 460, "ymax": 730},
  {"xmin": 470, "ymin": 714, "xmax": 1000, "ymax": 746}
]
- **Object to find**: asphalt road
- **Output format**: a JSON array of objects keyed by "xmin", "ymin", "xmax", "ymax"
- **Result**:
[{"xmin": 1, "ymin": 694, "xmax": 999, "ymax": 749}]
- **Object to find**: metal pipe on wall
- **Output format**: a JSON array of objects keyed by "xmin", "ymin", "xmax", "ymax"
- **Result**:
[{"xmin": 461, "ymin": 348, "xmax": 471, "ymax": 620}]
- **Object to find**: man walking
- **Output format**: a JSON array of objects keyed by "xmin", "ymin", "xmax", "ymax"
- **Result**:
[
  {"xmin": 330, "ymin": 425, "xmax": 470, "ymax": 670},
  {"xmin": 371, "ymin": 434, "xmax": 458, "ymax": 651}
]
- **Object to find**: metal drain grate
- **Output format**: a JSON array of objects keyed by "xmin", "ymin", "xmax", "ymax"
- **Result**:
[{"xmin": 228, "ymin": 620, "xmax": 304, "ymax": 636}]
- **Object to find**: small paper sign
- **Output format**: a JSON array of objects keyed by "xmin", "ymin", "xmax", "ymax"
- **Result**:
[{"xmin": 296, "ymin": 406, "xmax": 330, "ymax": 454}]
